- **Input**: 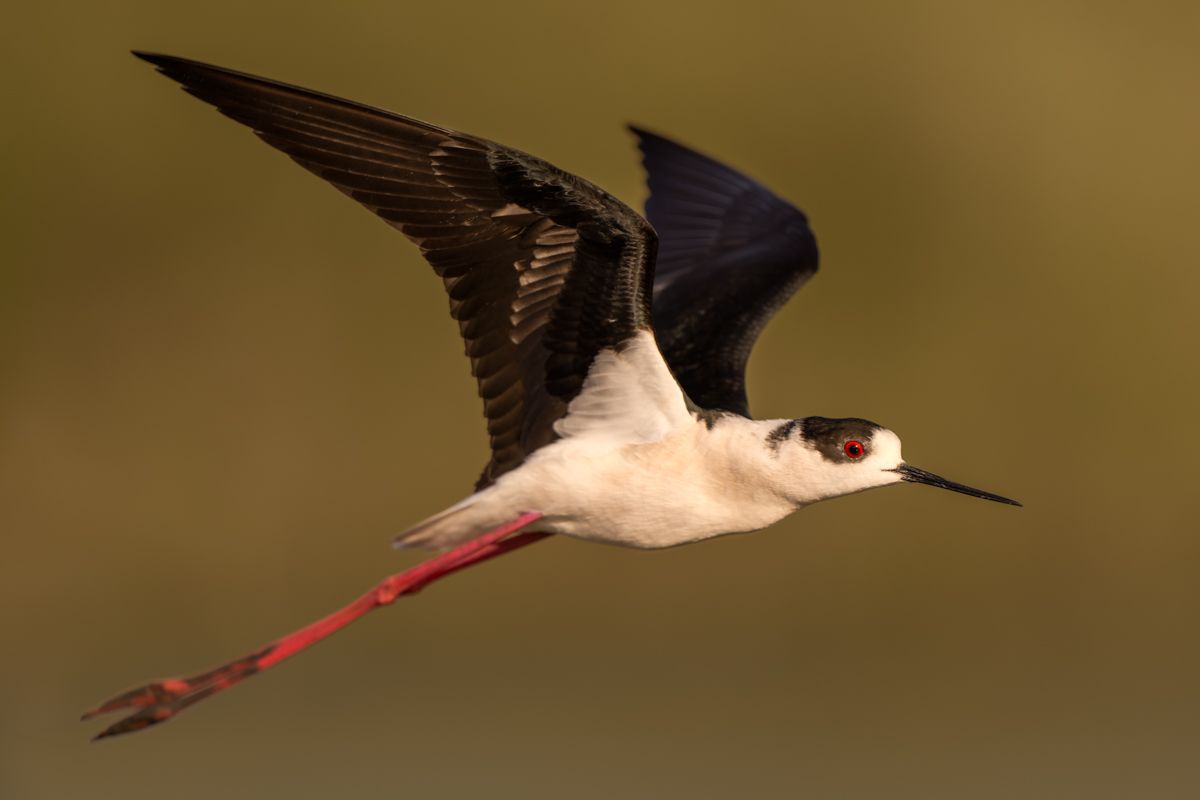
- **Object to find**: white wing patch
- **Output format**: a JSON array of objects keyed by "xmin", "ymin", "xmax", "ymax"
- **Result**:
[{"xmin": 554, "ymin": 330, "xmax": 692, "ymax": 443}]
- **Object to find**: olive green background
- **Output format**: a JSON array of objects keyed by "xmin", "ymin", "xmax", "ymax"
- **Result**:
[{"xmin": 4, "ymin": 1, "xmax": 1199, "ymax": 797}]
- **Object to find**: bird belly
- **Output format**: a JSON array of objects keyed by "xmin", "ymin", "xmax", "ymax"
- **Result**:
[{"xmin": 487, "ymin": 423, "xmax": 797, "ymax": 549}]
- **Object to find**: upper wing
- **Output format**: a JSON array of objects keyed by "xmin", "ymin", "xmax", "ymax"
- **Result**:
[
  {"xmin": 630, "ymin": 126, "xmax": 819, "ymax": 417},
  {"xmin": 137, "ymin": 53, "xmax": 660, "ymax": 488}
]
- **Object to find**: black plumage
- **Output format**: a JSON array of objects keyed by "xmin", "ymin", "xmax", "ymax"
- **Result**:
[
  {"xmin": 631, "ymin": 126, "xmax": 819, "ymax": 417},
  {"xmin": 135, "ymin": 54, "xmax": 823, "ymax": 491},
  {"xmin": 135, "ymin": 53, "xmax": 655, "ymax": 488}
]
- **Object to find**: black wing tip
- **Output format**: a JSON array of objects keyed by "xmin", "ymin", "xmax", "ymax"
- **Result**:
[
  {"xmin": 131, "ymin": 50, "xmax": 194, "ymax": 74},
  {"xmin": 626, "ymin": 124, "xmax": 679, "ymax": 151},
  {"xmin": 132, "ymin": 51, "xmax": 273, "ymax": 93},
  {"xmin": 131, "ymin": 50, "xmax": 220, "ymax": 88},
  {"xmin": 131, "ymin": 49, "xmax": 166, "ymax": 64},
  {"xmin": 626, "ymin": 124, "xmax": 653, "ymax": 158}
]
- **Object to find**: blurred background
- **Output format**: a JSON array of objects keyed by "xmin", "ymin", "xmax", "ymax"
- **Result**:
[{"xmin": 4, "ymin": 1, "xmax": 1199, "ymax": 797}]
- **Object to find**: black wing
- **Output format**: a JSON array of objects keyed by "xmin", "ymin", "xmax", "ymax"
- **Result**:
[
  {"xmin": 631, "ymin": 126, "xmax": 819, "ymax": 417},
  {"xmin": 137, "ymin": 53, "xmax": 657, "ymax": 488}
]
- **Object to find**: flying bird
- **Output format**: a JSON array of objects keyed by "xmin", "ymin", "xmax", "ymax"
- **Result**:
[{"xmin": 84, "ymin": 53, "xmax": 1020, "ymax": 739}]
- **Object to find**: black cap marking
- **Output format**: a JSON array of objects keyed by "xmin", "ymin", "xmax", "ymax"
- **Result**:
[{"xmin": 799, "ymin": 417, "xmax": 882, "ymax": 463}]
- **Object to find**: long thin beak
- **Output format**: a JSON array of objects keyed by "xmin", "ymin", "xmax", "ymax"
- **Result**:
[{"xmin": 891, "ymin": 464, "xmax": 1021, "ymax": 506}]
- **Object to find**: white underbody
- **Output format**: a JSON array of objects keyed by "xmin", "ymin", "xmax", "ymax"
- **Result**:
[
  {"xmin": 397, "ymin": 331, "xmax": 903, "ymax": 550},
  {"xmin": 461, "ymin": 412, "xmax": 799, "ymax": 549}
]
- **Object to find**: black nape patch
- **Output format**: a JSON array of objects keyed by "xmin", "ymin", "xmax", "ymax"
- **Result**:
[
  {"xmin": 766, "ymin": 419, "xmax": 802, "ymax": 452},
  {"xmin": 799, "ymin": 416, "xmax": 883, "ymax": 463},
  {"xmin": 692, "ymin": 406, "xmax": 731, "ymax": 430}
]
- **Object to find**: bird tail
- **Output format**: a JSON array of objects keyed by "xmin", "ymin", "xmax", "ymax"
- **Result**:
[{"xmin": 392, "ymin": 493, "xmax": 493, "ymax": 550}]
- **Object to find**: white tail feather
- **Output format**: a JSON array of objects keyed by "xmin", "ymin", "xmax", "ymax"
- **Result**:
[{"xmin": 392, "ymin": 496, "xmax": 483, "ymax": 550}]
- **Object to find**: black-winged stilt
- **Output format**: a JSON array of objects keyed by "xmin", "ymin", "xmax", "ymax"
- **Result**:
[{"xmin": 84, "ymin": 53, "xmax": 1019, "ymax": 739}]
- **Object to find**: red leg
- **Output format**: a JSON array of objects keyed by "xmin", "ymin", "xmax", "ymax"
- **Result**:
[{"xmin": 83, "ymin": 512, "xmax": 547, "ymax": 740}]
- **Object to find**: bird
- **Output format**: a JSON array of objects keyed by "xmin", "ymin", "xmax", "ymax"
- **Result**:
[{"xmin": 83, "ymin": 52, "xmax": 1020, "ymax": 740}]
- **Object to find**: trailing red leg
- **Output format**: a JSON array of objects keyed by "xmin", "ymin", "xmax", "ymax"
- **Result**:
[{"xmin": 83, "ymin": 512, "xmax": 547, "ymax": 740}]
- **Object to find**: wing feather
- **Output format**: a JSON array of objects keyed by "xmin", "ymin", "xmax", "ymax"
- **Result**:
[
  {"xmin": 631, "ymin": 126, "xmax": 819, "ymax": 416},
  {"xmin": 138, "ymin": 53, "xmax": 660, "ymax": 487}
]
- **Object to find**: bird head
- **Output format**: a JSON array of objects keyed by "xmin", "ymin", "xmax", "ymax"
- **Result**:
[{"xmin": 771, "ymin": 416, "xmax": 1020, "ymax": 507}]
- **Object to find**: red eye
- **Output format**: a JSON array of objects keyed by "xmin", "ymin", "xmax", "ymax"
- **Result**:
[{"xmin": 843, "ymin": 440, "xmax": 865, "ymax": 459}]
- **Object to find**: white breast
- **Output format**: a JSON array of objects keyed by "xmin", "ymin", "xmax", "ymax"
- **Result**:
[{"xmin": 495, "ymin": 414, "xmax": 798, "ymax": 548}]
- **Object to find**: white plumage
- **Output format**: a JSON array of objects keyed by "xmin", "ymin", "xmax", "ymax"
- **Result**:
[
  {"xmin": 83, "ymin": 53, "xmax": 1018, "ymax": 741},
  {"xmin": 395, "ymin": 332, "xmax": 912, "ymax": 550}
]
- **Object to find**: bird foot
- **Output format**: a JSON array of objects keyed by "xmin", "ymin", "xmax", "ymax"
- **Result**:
[{"xmin": 82, "ymin": 653, "xmax": 265, "ymax": 739}]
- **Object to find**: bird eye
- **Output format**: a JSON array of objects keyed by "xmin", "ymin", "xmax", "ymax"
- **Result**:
[{"xmin": 843, "ymin": 440, "xmax": 865, "ymax": 459}]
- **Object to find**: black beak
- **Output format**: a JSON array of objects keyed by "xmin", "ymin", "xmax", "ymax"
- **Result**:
[{"xmin": 891, "ymin": 464, "xmax": 1021, "ymax": 506}]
